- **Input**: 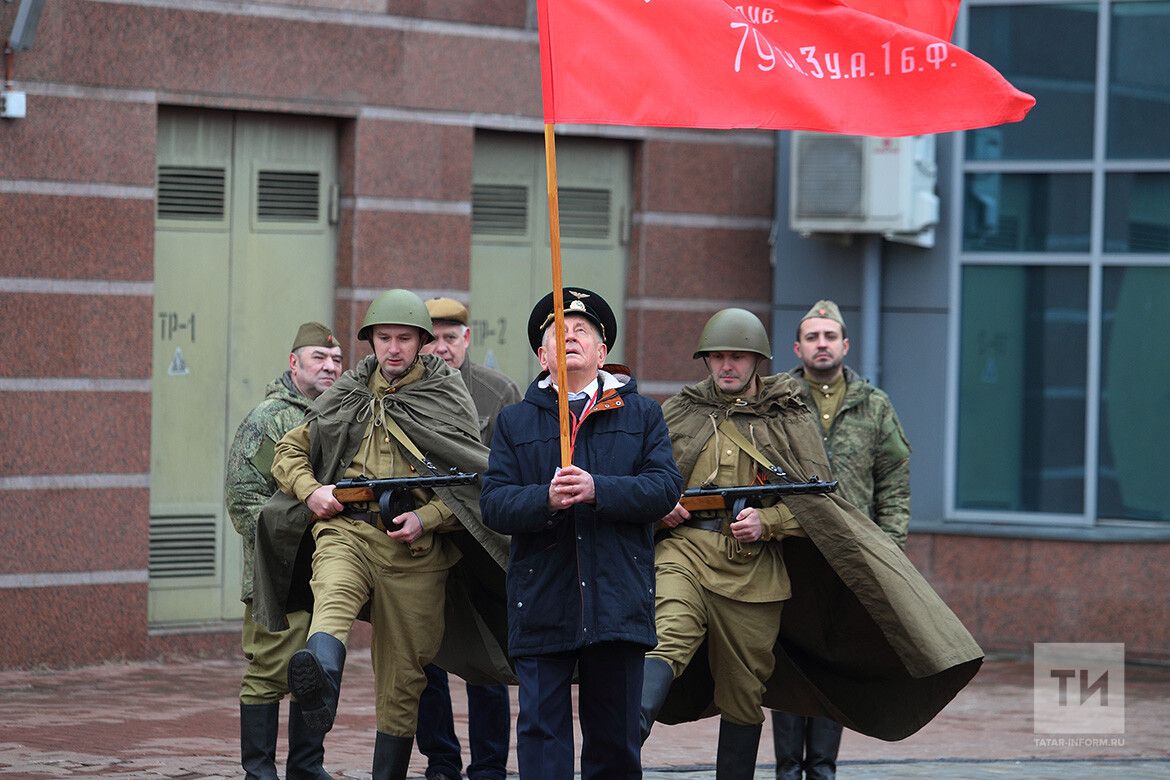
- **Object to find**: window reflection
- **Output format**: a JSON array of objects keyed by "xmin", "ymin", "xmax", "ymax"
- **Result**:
[
  {"xmin": 966, "ymin": 4, "xmax": 1097, "ymax": 161},
  {"xmin": 957, "ymin": 266, "xmax": 1088, "ymax": 513},
  {"xmin": 1108, "ymin": 2, "xmax": 1170, "ymax": 159},
  {"xmin": 963, "ymin": 173, "xmax": 1091, "ymax": 252},
  {"xmin": 1104, "ymin": 173, "xmax": 1170, "ymax": 253},
  {"xmin": 1098, "ymin": 267, "xmax": 1170, "ymax": 521}
]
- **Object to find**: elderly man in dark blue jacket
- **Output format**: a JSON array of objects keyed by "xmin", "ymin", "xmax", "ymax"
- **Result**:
[{"xmin": 480, "ymin": 287, "xmax": 682, "ymax": 780}]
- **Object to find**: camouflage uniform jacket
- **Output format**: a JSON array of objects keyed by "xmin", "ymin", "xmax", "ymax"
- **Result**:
[
  {"xmin": 225, "ymin": 370, "xmax": 311, "ymax": 602},
  {"xmin": 790, "ymin": 365, "xmax": 911, "ymax": 548}
]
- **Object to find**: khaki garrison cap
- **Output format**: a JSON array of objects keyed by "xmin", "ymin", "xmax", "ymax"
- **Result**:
[
  {"xmin": 291, "ymin": 322, "xmax": 338, "ymax": 352},
  {"xmin": 800, "ymin": 299, "xmax": 846, "ymax": 328},
  {"xmin": 425, "ymin": 297, "xmax": 470, "ymax": 326}
]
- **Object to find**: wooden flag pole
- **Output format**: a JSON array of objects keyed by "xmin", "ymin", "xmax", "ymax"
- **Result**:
[{"xmin": 543, "ymin": 123, "xmax": 572, "ymax": 467}]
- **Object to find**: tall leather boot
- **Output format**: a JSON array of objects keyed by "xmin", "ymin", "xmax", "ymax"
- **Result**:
[
  {"xmin": 638, "ymin": 656, "xmax": 675, "ymax": 744},
  {"xmin": 772, "ymin": 710, "xmax": 807, "ymax": 780},
  {"xmin": 804, "ymin": 717, "xmax": 843, "ymax": 780},
  {"xmin": 715, "ymin": 719, "xmax": 762, "ymax": 780},
  {"xmin": 240, "ymin": 701, "xmax": 279, "ymax": 780},
  {"xmin": 288, "ymin": 632, "xmax": 346, "ymax": 734},
  {"xmin": 372, "ymin": 731, "xmax": 414, "ymax": 780},
  {"xmin": 286, "ymin": 699, "xmax": 333, "ymax": 780}
]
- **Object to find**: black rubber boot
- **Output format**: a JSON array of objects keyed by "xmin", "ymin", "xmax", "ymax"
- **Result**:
[
  {"xmin": 287, "ymin": 699, "xmax": 333, "ymax": 780},
  {"xmin": 372, "ymin": 731, "xmax": 414, "ymax": 780},
  {"xmin": 772, "ymin": 710, "xmax": 807, "ymax": 780},
  {"xmin": 715, "ymin": 718, "xmax": 762, "ymax": 780},
  {"xmin": 804, "ymin": 716, "xmax": 843, "ymax": 780},
  {"xmin": 288, "ymin": 632, "xmax": 346, "ymax": 735},
  {"xmin": 240, "ymin": 701, "xmax": 279, "ymax": 780},
  {"xmin": 638, "ymin": 656, "xmax": 675, "ymax": 744}
]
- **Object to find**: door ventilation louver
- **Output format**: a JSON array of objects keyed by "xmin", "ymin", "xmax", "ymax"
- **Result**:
[
  {"xmin": 157, "ymin": 166, "xmax": 226, "ymax": 220},
  {"xmin": 257, "ymin": 170, "xmax": 320, "ymax": 222},
  {"xmin": 148, "ymin": 515, "xmax": 217, "ymax": 579},
  {"xmin": 559, "ymin": 187, "xmax": 611, "ymax": 240},
  {"xmin": 472, "ymin": 184, "xmax": 528, "ymax": 236}
]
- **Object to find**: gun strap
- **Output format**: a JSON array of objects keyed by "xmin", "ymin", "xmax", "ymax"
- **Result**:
[
  {"xmin": 717, "ymin": 419, "xmax": 777, "ymax": 474},
  {"xmin": 382, "ymin": 413, "xmax": 428, "ymax": 466}
]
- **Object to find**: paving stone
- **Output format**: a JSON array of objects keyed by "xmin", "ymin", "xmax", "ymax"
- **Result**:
[{"xmin": 0, "ymin": 656, "xmax": 1166, "ymax": 778}]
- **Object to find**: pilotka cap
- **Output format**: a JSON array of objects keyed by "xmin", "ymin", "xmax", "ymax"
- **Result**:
[
  {"xmin": 800, "ymin": 299, "xmax": 846, "ymax": 328},
  {"xmin": 291, "ymin": 321, "xmax": 338, "ymax": 352}
]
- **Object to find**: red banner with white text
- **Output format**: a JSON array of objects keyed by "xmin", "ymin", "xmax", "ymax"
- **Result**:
[{"xmin": 537, "ymin": 0, "xmax": 1032, "ymax": 137}]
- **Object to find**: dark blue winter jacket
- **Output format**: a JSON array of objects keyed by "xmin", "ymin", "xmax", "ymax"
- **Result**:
[{"xmin": 480, "ymin": 366, "xmax": 683, "ymax": 657}]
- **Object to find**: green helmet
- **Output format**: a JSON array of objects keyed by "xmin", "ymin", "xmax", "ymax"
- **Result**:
[
  {"xmin": 358, "ymin": 289, "xmax": 434, "ymax": 344},
  {"xmin": 694, "ymin": 308, "xmax": 772, "ymax": 359}
]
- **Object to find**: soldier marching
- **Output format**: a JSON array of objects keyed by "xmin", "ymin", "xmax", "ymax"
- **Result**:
[{"xmin": 240, "ymin": 292, "xmax": 979, "ymax": 780}]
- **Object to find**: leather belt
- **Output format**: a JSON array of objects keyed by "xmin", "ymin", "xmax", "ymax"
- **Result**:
[
  {"xmin": 341, "ymin": 509, "xmax": 384, "ymax": 531},
  {"xmin": 682, "ymin": 515, "xmax": 728, "ymax": 533}
]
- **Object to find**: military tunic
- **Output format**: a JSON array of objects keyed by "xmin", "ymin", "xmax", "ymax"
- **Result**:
[
  {"xmin": 224, "ymin": 370, "xmax": 314, "ymax": 703},
  {"xmin": 272, "ymin": 359, "xmax": 463, "ymax": 736},
  {"xmin": 651, "ymin": 377, "xmax": 806, "ymax": 725}
]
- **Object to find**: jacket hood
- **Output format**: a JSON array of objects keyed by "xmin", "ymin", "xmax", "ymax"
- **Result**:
[{"xmin": 265, "ymin": 370, "xmax": 314, "ymax": 413}]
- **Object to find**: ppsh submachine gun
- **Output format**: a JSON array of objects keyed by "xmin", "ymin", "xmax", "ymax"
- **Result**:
[
  {"xmin": 333, "ymin": 468, "xmax": 478, "ymax": 522},
  {"xmin": 679, "ymin": 467, "xmax": 837, "ymax": 517}
]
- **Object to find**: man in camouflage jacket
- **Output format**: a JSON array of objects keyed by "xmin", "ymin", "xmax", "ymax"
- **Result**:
[
  {"xmin": 225, "ymin": 321, "xmax": 342, "ymax": 780},
  {"xmin": 773, "ymin": 300, "xmax": 911, "ymax": 780}
]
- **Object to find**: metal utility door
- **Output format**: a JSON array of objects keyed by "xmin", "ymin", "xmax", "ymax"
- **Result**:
[
  {"xmin": 470, "ymin": 132, "xmax": 631, "ymax": 386},
  {"xmin": 150, "ymin": 108, "xmax": 338, "ymax": 623}
]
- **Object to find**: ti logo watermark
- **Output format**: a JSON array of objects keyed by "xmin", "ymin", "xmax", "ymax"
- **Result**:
[{"xmin": 1033, "ymin": 643, "xmax": 1125, "ymax": 747}]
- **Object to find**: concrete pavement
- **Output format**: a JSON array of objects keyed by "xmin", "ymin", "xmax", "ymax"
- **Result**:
[{"xmin": 1, "ymin": 654, "xmax": 1167, "ymax": 778}]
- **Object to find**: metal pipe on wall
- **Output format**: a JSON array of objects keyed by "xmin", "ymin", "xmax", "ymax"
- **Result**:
[{"xmin": 861, "ymin": 233, "xmax": 882, "ymax": 384}]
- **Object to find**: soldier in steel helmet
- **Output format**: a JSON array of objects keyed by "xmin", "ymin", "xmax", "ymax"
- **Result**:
[
  {"xmin": 639, "ymin": 309, "xmax": 976, "ymax": 777},
  {"xmin": 480, "ymin": 287, "xmax": 682, "ymax": 780},
  {"xmin": 415, "ymin": 297, "xmax": 518, "ymax": 780},
  {"xmin": 226, "ymin": 321, "xmax": 341, "ymax": 780},
  {"xmin": 259, "ymin": 289, "xmax": 508, "ymax": 780},
  {"xmin": 771, "ymin": 300, "xmax": 911, "ymax": 780},
  {"xmin": 637, "ymin": 307, "xmax": 811, "ymax": 779}
]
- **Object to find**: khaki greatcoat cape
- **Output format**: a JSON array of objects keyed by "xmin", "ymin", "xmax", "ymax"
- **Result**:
[
  {"xmin": 252, "ymin": 354, "xmax": 514, "ymax": 685},
  {"xmin": 657, "ymin": 373, "xmax": 982, "ymax": 740}
]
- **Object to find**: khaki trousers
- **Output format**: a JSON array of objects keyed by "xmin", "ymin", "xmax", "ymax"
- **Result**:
[
  {"xmin": 309, "ymin": 520, "xmax": 449, "ymax": 736},
  {"xmin": 240, "ymin": 604, "xmax": 312, "ymax": 703},
  {"xmin": 647, "ymin": 559, "xmax": 783, "ymax": 725}
]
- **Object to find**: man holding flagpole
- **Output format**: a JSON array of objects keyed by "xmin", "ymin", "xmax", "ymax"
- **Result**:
[
  {"xmin": 480, "ymin": 288, "xmax": 682, "ymax": 779},
  {"xmin": 520, "ymin": 0, "xmax": 1003, "ymax": 765}
]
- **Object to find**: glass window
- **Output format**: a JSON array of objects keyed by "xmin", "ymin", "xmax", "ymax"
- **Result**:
[
  {"xmin": 963, "ymin": 173, "xmax": 1091, "ymax": 252},
  {"xmin": 965, "ymin": 4, "xmax": 1097, "ymax": 161},
  {"xmin": 1107, "ymin": 2, "xmax": 1170, "ymax": 159},
  {"xmin": 1104, "ymin": 172, "xmax": 1170, "ymax": 253},
  {"xmin": 957, "ymin": 266, "xmax": 1088, "ymax": 514},
  {"xmin": 1098, "ymin": 266, "xmax": 1170, "ymax": 522}
]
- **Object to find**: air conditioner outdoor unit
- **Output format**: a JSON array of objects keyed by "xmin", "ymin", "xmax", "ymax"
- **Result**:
[{"xmin": 789, "ymin": 132, "xmax": 939, "ymax": 247}]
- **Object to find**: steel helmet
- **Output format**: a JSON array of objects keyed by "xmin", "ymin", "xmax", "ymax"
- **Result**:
[
  {"xmin": 693, "ymin": 308, "xmax": 772, "ymax": 359},
  {"xmin": 358, "ymin": 289, "xmax": 434, "ymax": 344}
]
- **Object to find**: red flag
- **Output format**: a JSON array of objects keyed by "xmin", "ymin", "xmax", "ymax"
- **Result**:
[
  {"xmin": 841, "ymin": 0, "xmax": 960, "ymax": 40},
  {"xmin": 537, "ymin": 0, "xmax": 1033, "ymax": 137}
]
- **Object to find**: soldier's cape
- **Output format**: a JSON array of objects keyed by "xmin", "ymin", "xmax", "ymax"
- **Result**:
[
  {"xmin": 252, "ymin": 353, "xmax": 514, "ymax": 685},
  {"xmin": 658, "ymin": 373, "xmax": 983, "ymax": 741}
]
